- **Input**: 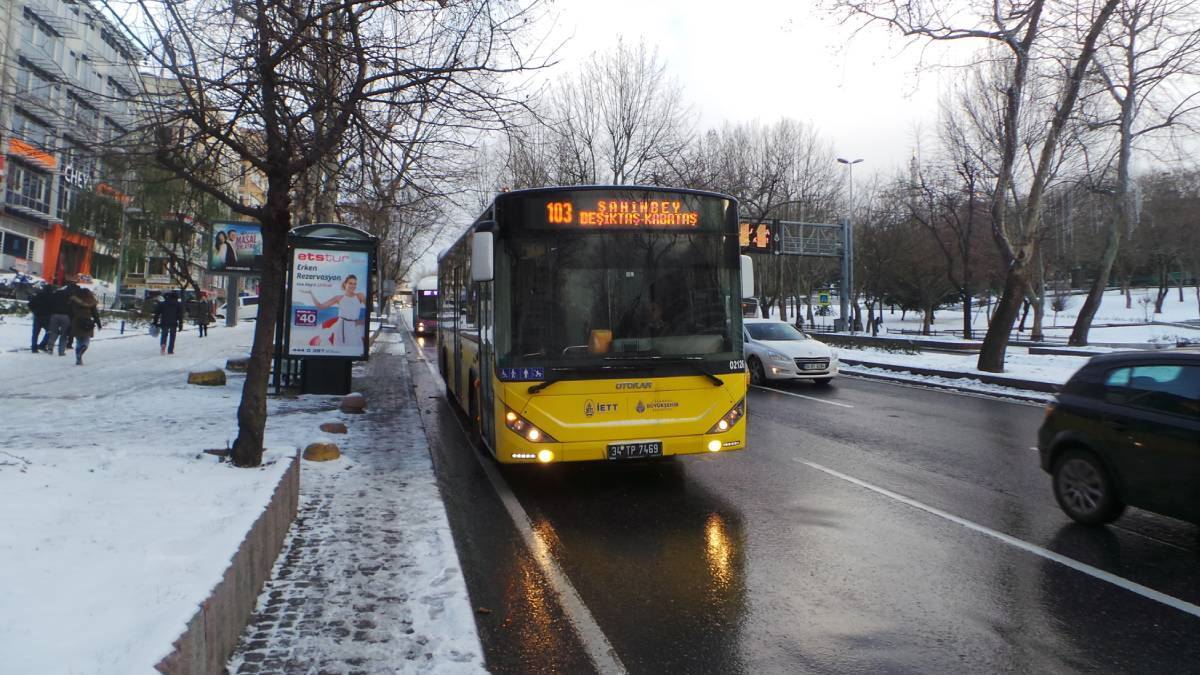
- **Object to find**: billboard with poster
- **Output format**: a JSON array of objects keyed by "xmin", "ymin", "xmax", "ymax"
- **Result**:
[
  {"xmin": 210, "ymin": 222, "xmax": 264, "ymax": 273},
  {"xmin": 287, "ymin": 247, "xmax": 371, "ymax": 358}
]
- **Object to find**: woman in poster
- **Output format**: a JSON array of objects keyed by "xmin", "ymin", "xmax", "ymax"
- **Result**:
[
  {"xmin": 309, "ymin": 274, "xmax": 366, "ymax": 348},
  {"xmin": 212, "ymin": 231, "xmax": 230, "ymax": 269}
]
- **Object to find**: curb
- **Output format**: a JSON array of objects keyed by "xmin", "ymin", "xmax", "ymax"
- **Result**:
[
  {"xmin": 839, "ymin": 358, "xmax": 1062, "ymax": 394},
  {"xmin": 155, "ymin": 452, "xmax": 301, "ymax": 675}
]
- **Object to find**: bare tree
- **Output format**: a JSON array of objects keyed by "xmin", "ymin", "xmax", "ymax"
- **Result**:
[
  {"xmin": 1069, "ymin": 0, "xmax": 1200, "ymax": 344},
  {"xmin": 832, "ymin": 0, "xmax": 1120, "ymax": 371},
  {"xmin": 545, "ymin": 37, "xmax": 694, "ymax": 185},
  {"xmin": 102, "ymin": 0, "xmax": 544, "ymax": 466}
]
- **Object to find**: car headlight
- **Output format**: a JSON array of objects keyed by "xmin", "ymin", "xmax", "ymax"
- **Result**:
[
  {"xmin": 707, "ymin": 399, "xmax": 745, "ymax": 433},
  {"xmin": 766, "ymin": 349, "xmax": 787, "ymax": 361},
  {"xmin": 504, "ymin": 407, "xmax": 558, "ymax": 443}
]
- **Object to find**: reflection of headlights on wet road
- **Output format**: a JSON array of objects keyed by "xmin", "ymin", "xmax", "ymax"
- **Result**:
[
  {"xmin": 416, "ymin": 336, "xmax": 426, "ymax": 348},
  {"xmin": 705, "ymin": 513, "xmax": 733, "ymax": 590}
]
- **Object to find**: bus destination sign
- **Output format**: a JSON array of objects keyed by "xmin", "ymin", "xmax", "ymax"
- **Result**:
[{"xmin": 545, "ymin": 198, "xmax": 700, "ymax": 228}]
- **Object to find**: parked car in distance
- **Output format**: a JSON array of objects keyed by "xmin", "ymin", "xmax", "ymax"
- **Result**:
[
  {"xmin": 743, "ymin": 318, "xmax": 838, "ymax": 385},
  {"xmin": 215, "ymin": 295, "xmax": 259, "ymax": 320},
  {"xmin": 1038, "ymin": 350, "xmax": 1199, "ymax": 526}
]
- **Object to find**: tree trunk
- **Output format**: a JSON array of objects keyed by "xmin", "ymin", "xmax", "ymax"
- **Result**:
[
  {"xmin": 962, "ymin": 292, "xmax": 973, "ymax": 339},
  {"xmin": 1030, "ymin": 291, "xmax": 1045, "ymax": 342},
  {"xmin": 1124, "ymin": 276, "xmax": 1132, "ymax": 308},
  {"xmin": 1155, "ymin": 268, "xmax": 1168, "ymax": 313},
  {"xmin": 231, "ymin": 187, "xmax": 291, "ymax": 468},
  {"xmin": 978, "ymin": 265, "xmax": 1030, "ymax": 373},
  {"xmin": 921, "ymin": 304, "xmax": 933, "ymax": 335},
  {"xmin": 1069, "ymin": 224, "xmax": 1120, "ymax": 346},
  {"xmin": 1018, "ymin": 298, "xmax": 1030, "ymax": 332}
]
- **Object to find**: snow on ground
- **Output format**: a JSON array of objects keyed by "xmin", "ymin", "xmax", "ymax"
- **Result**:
[
  {"xmin": 838, "ymin": 365, "xmax": 1056, "ymax": 403},
  {"xmin": 836, "ymin": 346, "xmax": 1089, "ymax": 386},
  {"xmin": 0, "ymin": 310, "xmax": 150, "ymax": 353},
  {"xmin": 0, "ymin": 322, "xmax": 342, "ymax": 673},
  {"xmin": 773, "ymin": 288, "xmax": 1200, "ymax": 341}
]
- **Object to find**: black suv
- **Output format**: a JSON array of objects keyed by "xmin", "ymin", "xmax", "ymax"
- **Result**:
[{"xmin": 1038, "ymin": 350, "xmax": 1199, "ymax": 526}]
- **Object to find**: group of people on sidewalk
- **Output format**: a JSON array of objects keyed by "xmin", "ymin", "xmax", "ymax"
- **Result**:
[
  {"xmin": 27, "ymin": 281, "xmax": 102, "ymax": 365},
  {"xmin": 29, "ymin": 283, "xmax": 216, "ymax": 363}
]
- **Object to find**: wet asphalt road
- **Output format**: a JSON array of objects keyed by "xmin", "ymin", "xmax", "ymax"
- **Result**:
[{"xmin": 408, "ymin": 334, "xmax": 1200, "ymax": 674}]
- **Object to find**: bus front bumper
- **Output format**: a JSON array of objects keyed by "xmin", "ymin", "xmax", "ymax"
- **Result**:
[{"xmin": 494, "ymin": 428, "xmax": 747, "ymax": 464}]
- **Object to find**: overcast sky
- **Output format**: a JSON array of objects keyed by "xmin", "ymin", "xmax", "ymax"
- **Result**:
[{"xmin": 547, "ymin": 0, "xmax": 965, "ymax": 178}]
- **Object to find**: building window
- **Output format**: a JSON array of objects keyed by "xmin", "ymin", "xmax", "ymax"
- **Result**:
[
  {"xmin": 11, "ymin": 109, "xmax": 55, "ymax": 150},
  {"xmin": 20, "ymin": 8, "xmax": 64, "ymax": 63},
  {"xmin": 5, "ymin": 162, "xmax": 54, "ymax": 214},
  {"xmin": 2, "ymin": 232, "xmax": 33, "ymax": 259}
]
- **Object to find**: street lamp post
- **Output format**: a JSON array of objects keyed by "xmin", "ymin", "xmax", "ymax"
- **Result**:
[{"xmin": 837, "ymin": 157, "xmax": 862, "ymax": 333}]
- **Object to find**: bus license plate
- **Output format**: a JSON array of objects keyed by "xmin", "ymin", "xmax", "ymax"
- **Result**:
[{"xmin": 607, "ymin": 441, "xmax": 663, "ymax": 460}]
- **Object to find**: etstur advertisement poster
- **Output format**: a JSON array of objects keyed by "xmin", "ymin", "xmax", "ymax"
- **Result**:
[{"xmin": 288, "ymin": 248, "xmax": 371, "ymax": 357}]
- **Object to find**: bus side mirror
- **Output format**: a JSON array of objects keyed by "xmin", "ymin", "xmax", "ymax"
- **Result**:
[
  {"xmin": 472, "ymin": 232, "xmax": 494, "ymax": 281},
  {"xmin": 740, "ymin": 255, "xmax": 754, "ymax": 298}
]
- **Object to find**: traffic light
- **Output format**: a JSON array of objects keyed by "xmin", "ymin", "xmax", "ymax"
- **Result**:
[{"xmin": 739, "ymin": 221, "xmax": 773, "ymax": 252}]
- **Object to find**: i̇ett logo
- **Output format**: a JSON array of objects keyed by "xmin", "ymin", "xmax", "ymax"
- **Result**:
[{"xmin": 584, "ymin": 400, "xmax": 595, "ymax": 418}]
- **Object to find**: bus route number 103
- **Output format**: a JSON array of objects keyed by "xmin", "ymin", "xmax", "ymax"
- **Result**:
[{"xmin": 547, "ymin": 201, "xmax": 574, "ymax": 225}]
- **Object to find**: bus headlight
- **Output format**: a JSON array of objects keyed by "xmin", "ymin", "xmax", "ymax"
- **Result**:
[
  {"xmin": 504, "ymin": 407, "xmax": 558, "ymax": 443},
  {"xmin": 706, "ymin": 399, "xmax": 745, "ymax": 434}
]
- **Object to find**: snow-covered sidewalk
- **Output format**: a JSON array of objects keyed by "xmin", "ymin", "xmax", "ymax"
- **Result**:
[
  {"xmin": 0, "ymin": 322, "xmax": 464, "ymax": 673},
  {"xmin": 226, "ymin": 331, "xmax": 484, "ymax": 674}
]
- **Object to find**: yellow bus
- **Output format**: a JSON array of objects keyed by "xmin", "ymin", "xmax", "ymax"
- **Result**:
[{"xmin": 437, "ymin": 186, "xmax": 753, "ymax": 463}]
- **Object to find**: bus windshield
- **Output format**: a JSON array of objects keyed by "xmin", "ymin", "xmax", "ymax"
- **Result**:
[{"xmin": 496, "ymin": 230, "xmax": 740, "ymax": 369}]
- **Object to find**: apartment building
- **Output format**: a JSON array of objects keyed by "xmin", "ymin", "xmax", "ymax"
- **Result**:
[{"xmin": 0, "ymin": 0, "xmax": 139, "ymax": 283}]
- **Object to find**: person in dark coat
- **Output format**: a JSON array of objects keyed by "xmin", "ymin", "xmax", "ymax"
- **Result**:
[
  {"xmin": 193, "ymin": 292, "xmax": 214, "ymax": 337},
  {"xmin": 45, "ymin": 282, "xmax": 78, "ymax": 356},
  {"xmin": 28, "ymin": 284, "xmax": 56, "ymax": 352},
  {"xmin": 153, "ymin": 292, "xmax": 185, "ymax": 354},
  {"xmin": 68, "ymin": 287, "xmax": 102, "ymax": 365}
]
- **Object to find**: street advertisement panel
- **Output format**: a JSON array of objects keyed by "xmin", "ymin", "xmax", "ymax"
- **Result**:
[
  {"xmin": 210, "ymin": 222, "xmax": 264, "ymax": 273},
  {"xmin": 288, "ymin": 247, "xmax": 370, "ymax": 358}
]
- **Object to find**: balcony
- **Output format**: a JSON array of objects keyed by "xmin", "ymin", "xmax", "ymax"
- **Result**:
[
  {"xmin": 16, "ymin": 46, "xmax": 66, "ymax": 83},
  {"xmin": 24, "ymin": 0, "xmax": 78, "ymax": 39}
]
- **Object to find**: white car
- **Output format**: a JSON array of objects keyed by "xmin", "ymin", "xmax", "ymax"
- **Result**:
[
  {"xmin": 743, "ymin": 318, "xmax": 839, "ymax": 385},
  {"xmin": 215, "ymin": 295, "xmax": 259, "ymax": 320}
]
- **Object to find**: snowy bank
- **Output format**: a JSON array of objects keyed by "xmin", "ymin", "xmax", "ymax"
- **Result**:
[{"xmin": 0, "ymin": 323, "xmax": 342, "ymax": 673}]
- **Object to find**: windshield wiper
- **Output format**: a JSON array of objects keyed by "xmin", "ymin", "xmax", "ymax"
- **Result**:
[
  {"xmin": 674, "ymin": 356, "xmax": 724, "ymax": 387},
  {"xmin": 606, "ymin": 354, "xmax": 723, "ymax": 387},
  {"xmin": 527, "ymin": 364, "xmax": 643, "ymax": 394}
]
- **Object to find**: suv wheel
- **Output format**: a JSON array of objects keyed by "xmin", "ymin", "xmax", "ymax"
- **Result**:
[{"xmin": 1052, "ymin": 448, "xmax": 1125, "ymax": 525}]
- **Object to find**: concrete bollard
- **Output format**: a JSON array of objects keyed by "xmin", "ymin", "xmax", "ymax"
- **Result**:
[
  {"xmin": 303, "ymin": 442, "xmax": 341, "ymax": 461},
  {"xmin": 187, "ymin": 369, "xmax": 227, "ymax": 386}
]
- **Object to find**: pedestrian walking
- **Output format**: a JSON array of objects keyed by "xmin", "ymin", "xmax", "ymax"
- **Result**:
[
  {"xmin": 28, "ymin": 284, "xmax": 56, "ymax": 353},
  {"xmin": 68, "ymin": 286, "xmax": 102, "ymax": 365},
  {"xmin": 193, "ymin": 292, "xmax": 214, "ymax": 337},
  {"xmin": 153, "ymin": 292, "xmax": 185, "ymax": 355},
  {"xmin": 45, "ymin": 282, "xmax": 78, "ymax": 356}
]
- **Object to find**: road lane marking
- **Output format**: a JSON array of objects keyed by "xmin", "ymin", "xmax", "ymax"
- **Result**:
[
  {"xmin": 752, "ymin": 385, "xmax": 855, "ymax": 408},
  {"xmin": 799, "ymin": 460, "xmax": 1200, "ymax": 620},
  {"xmin": 409, "ymin": 327, "xmax": 628, "ymax": 675}
]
